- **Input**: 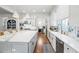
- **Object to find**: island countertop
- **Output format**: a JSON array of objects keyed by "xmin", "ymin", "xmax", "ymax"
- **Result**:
[
  {"xmin": 49, "ymin": 29, "xmax": 79, "ymax": 52},
  {"xmin": 9, "ymin": 30, "xmax": 37, "ymax": 42}
]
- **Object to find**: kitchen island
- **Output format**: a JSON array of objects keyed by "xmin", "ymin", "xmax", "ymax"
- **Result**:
[{"xmin": 0, "ymin": 30, "xmax": 38, "ymax": 53}]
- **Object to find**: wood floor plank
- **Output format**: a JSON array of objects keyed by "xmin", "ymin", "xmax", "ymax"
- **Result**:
[{"xmin": 34, "ymin": 32, "xmax": 52, "ymax": 53}]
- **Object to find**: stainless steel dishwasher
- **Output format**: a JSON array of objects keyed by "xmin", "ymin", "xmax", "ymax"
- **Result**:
[{"xmin": 56, "ymin": 37, "xmax": 64, "ymax": 53}]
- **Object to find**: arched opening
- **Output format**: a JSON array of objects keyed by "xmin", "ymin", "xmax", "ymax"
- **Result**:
[{"xmin": 7, "ymin": 19, "xmax": 16, "ymax": 29}]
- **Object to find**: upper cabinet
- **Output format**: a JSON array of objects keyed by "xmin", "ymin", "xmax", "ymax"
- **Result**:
[
  {"xmin": 50, "ymin": 5, "xmax": 69, "ymax": 26},
  {"xmin": 69, "ymin": 6, "xmax": 79, "ymax": 25},
  {"xmin": 56, "ymin": 5, "xmax": 69, "ymax": 20}
]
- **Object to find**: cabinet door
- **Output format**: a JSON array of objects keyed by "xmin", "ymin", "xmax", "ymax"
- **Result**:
[
  {"xmin": 29, "ymin": 41, "xmax": 35, "ymax": 53},
  {"xmin": 29, "ymin": 34, "xmax": 37, "ymax": 53},
  {"xmin": 47, "ymin": 31, "xmax": 49, "ymax": 39},
  {"xmin": 33, "ymin": 35, "xmax": 37, "ymax": 49},
  {"xmin": 64, "ymin": 43, "xmax": 78, "ymax": 53},
  {"xmin": 49, "ymin": 33, "xmax": 56, "ymax": 52},
  {"xmin": 52, "ymin": 36, "xmax": 56, "ymax": 51},
  {"xmin": 0, "ymin": 42, "xmax": 12, "ymax": 53},
  {"xmin": 11, "ymin": 42, "xmax": 28, "ymax": 53}
]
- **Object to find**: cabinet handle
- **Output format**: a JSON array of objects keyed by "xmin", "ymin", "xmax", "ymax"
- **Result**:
[
  {"xmin": 12, "ymin": 48, "xmax": 16, "ymax": 52},
  {"xmin": 52, "ymin": 38, "xmax": 53, "ymax": 40},
  {"xmin": 32, "ymin": 42, "xmax": 34, "ymax": 45},
  {"xmin": 67, "ymin": 48, "xmax": 69, "ymax": 50}
]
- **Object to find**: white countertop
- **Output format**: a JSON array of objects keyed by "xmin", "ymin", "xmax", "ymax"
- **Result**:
[
  {"xmin": 49, "ymin": 30, "xmax": 79, "ymax": 52},
  {"xmin": 9, "ymin": 30, "xmax": 37, "ymax": 42},
  {"xmin": 0, "ymin": 32, "xmax": 14, "ymax": 41}
]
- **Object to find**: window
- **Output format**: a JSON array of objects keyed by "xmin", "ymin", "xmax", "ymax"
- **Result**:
[
  {"xmin": 7, "ymin": 20, "xmax": 16, "ymax": 29},
  {"xmin": 61, "ymin": 18, "xmax": 69, "ymax": 33}
]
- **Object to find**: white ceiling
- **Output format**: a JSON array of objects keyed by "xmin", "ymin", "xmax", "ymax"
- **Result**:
[{"xmin": 2, "ymin": 5, "xmax": 55, "ymax": 14}]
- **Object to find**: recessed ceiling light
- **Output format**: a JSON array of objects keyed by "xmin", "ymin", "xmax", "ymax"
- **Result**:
[
  {"xmin": 43, "ymin": 9, "xmax": 46, "ymax": 12},
  {"xmin": 23, "ymin": 10, "xmax": 26, "ymax": 13},
  {"xmin": 33, "ymin": 9, "xmax": 36, "ymax": 12}
]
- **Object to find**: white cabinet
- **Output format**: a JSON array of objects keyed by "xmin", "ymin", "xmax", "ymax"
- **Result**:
[
  {"xmin": 11, "ymin": 35, "xmax": 37, "ymax": 53},
  {"xmin": 50, "ymin": 6, "xmax": 69, "ymax": 27},
  {"xmin": 69, "ymin": 6, "xmax": 79, "ymax": 25},
  {"xmin": 29, "ymin": 41, "xmax": 35, "ymax": 53},
  {"xmin": 56, "ymin": 6, "xmax": 69, "ymax": 20},
  {"xmin": 52, "ymin": 36, "xmax": 56, "ymax": 52},
  {"xmin": 29, "ymin": 34, "xmax": 37, "ymax": 53},
  {"xmin": 0, "ymin": 42, "xmax": 28, "ymax": 53},
  {"xmin": 47, "ymin": 30, "xmax": 50, "ymax": 39},
  {"xmin": 49, "ymin": 32, "xmax": 56, "ymax": 52},
  {"xmin": 11, "ymin": 41, "xmax": 36, "ymax": 53},
  {"xmin": 0, "ymin": 33, "xmax": 37, "ymax": 53},
  {"xmin": 11, "ymin": 43, "xmax": 28, "ymax": 53},
  {"xmin": 0, "ymin": 42, "xmax": 12, "ymax": 53},
  {"xmin": 0, "ymin": 31, "xmax": 38, "ymax": 53},
  {"xmin": 64, "ymin": 43, "xmax": 78, "ymax": 53},
  {"xmin": 0, "ymin": 39, "xmax": 37, "ymax": 53}
]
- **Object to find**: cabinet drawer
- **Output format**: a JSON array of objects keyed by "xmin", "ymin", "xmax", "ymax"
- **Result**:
[
  {"xmin": 64, "ymin": 43, "xmax": 77, "ymax": 53},
  {"xmin": 11, "ymin": 43, "xmax": 28, "ymax": 53}
]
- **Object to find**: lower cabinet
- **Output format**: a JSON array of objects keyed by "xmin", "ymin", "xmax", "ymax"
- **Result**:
[
  {"xmin": 64, "ymin": 43, "xmax": 78, "ymax": 53},
  {"xmin": 48, "ymin": 32, "xmax": 78, "ymax": 53},
  {"xmin": 47, "ymin": 30, "xmax": 50, "ymax": 39},
  {"xmin": 49, "ymin": 32, "xmax": 56, "ymax": 52},
  {"xmin": 0, "ymin": 42, "xmax": 29, "ymax": 53},
  {"xmin": 29, "ymin": 34, "xmax": 37, "ymax": 53},
  {"xmin": 0, "ymin": 42, "xmax": 12, "ymax": 53},
  {"xmin": 0, "ymin": 41, "xmax": 36, "ymax": 53},
  {"xmin": 11, "ymin": 42, "xmax": 36, "ymax": 53},
  {"xmin": 11, "ymin": 35, "xmax": 37, "ymax": 53},
  {"xmin": 11, "ymin": 43, "xmax": 28, "ymax": 53},
  {"xmin": 28, "ymin": 41, "xmax": 35, "ymax": 53}
]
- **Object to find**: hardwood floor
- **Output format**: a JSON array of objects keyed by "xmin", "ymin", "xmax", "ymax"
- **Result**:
[{"xmin": 34, "ymin": 32, "xmax": 54, "ymax": 53}]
